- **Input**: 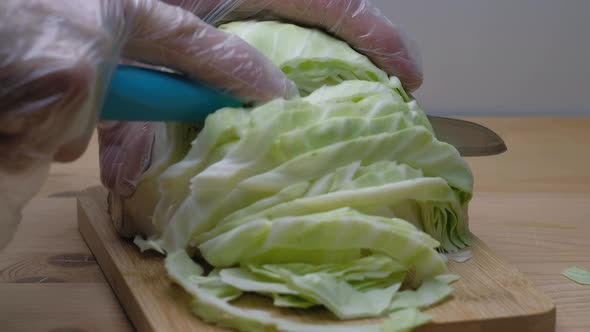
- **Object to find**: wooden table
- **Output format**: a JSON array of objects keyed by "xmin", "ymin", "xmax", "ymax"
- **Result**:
[{"xmin": 1, "ymin": 117, "xmax": 589, "ymax": 332}]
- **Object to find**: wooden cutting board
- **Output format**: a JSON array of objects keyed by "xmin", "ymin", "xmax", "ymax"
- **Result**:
[{"xmin": 77, "ymin": 187, "xmax": 555, "ymax": 332}]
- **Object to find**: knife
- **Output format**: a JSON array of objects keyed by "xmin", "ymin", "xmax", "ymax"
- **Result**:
[
  {"xmin": 101, "ymin": 65, "xmax": 506, "ymax": 157},
  {"xmin": 427, "ymin": 115, "xmax": 507, "ymax": 157}
]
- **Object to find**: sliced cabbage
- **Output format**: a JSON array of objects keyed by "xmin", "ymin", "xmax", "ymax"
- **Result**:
[
  {"xmin": 147, "ymin": 85, "xmax": 471, "ymax": 253},
  {"xmin": 125, "ymin": 20, "xmax": 475, "ymax": 332},
  {"xmin": 380, "ymin": 309, "xmax": 432, "ymax": 332},
  {"xmin": 389, "ymin": 278, "xmax": 454, "ymax": 310},
  {"xmin": 562, "ymin": 267, "xmax": 590, "ymax": 285},
  {"xmin": 166, "ymin": 250, "xmax": 436, "ymax": 332},
  {"xmin": 220, "ymin": 21, "xmax": 391, "ymax": 96}
]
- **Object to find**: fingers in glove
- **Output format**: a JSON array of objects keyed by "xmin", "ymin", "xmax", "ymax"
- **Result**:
[
  {"xmin": 0, "ymin": 0, "xmax": 128, "ymax": 164},
  {"xmin": 98, "ymin": 121, "xmax": 155, "ymax": 197},
  {"xmin": 124, "ymin": 0, "xmax": 297, "ymax": 103},
  {"xmin": 165, "ymin": 0, "xmax": 423, "ymax": 91},
  {"xmin": 0, "ymin": 58, "xmax": 91, "ymax": 165},
  {"xmin": 253, "ymin": 0, "xmax": 423, "ymax": 91}
]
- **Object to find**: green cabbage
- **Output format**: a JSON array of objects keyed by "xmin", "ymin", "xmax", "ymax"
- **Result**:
[
  {"xmin": 219, "ymin": 21, "xmax": 391, "ymax": 96},
  {"xmin": 131, "ymin": 20, "xmax": 474, "ymax": 331},
  {"xmin": 562, "ymin": 267, "xmax": 590, "ymax": 285},
  {"xmin": 166, "ymin": 250, "xmax": 437, "ymax": 332}
]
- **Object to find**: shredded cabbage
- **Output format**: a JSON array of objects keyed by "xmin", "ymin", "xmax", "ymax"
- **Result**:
[
  {"xmin": 562, "ymin": 267, "xmax": 590, "ymax": 285},
  {"xmin": 133, "ymin": 20, "xmax": 474, "ymax": 331},
  {"xmin": 166, "ymin": 250, "xmax": 438, "ymax": 332}
]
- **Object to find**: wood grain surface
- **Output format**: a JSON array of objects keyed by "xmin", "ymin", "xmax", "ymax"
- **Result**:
[{"xmin": 1, "ymin": 117, "xmax": 589, "ymax": 332}]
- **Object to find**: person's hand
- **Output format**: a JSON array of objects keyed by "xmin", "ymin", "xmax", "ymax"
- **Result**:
[
  {"xmin": 0, "ymin": 0, "xmax": 297, "ymax": 248},
  {"xmin": 99, "ymin": 0, "xmax": 424, "ymax": 199},
  {"xmin": 0, "ymin": 0, "xmax": 296, "ymax": 167},
  {"xmin": 165, "ymin": 0, "xmax": 423, "ymax": 91}
]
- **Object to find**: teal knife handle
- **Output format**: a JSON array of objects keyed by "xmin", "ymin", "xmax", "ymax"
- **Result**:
[{"xmin": 100, "ymin": 65, "xmax": 242, "ymax": 122}]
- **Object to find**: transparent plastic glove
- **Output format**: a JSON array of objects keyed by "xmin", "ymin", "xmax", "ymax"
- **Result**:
[
  {"xmin": 166, "ymin": 0, "xmax": 423, "ymax": 91},
  {"xmin": 0, "ymin": 0, "xmax": 296, "ymax": 249},
  {"xmin": 99, "ymin": 0, "xmax": 424, "ymax": 237}
]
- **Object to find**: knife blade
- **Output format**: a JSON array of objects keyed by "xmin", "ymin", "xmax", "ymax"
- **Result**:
[
  {"xmin": 101, "ymin": 65, "xmax": 507, "ymax": 157},
  {"xmin": 427, "ymin": 115, "xmax": 507, "ymax": 157}
]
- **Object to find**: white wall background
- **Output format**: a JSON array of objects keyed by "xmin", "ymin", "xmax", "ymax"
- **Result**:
[{"xmin": 373, "ymin": 0, "xmax": 590, "ymax": 115}]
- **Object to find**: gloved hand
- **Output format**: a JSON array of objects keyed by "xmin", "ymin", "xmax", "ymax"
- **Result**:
[
  {"xmin": 0, "ymin": 0, "xmax": 422, "ymax": 248},
  {"xmin": 164, "ymin": 0, "xmax": 423, "ymax": 91},
  {"xmin": 100, "ymin": 0, "xmax": 424, "ymax": 199},
  {"xmin": 0, "ymin": 0, "xmax": 297, "ymax": 248}
]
